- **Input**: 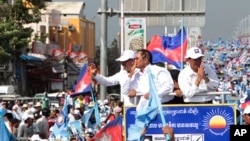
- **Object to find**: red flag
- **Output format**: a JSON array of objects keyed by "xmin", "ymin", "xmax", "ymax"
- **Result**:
[
  {"xmin": 147, "ymin": 27, "xmax": 187, "ymax": 69},
  {"xmin": 94, "ymin": 115, "xmax": 123, "ymax": 141},
  {"xmin": 71, "ymin": 63, "xmax": 92, "ymax": 97}
]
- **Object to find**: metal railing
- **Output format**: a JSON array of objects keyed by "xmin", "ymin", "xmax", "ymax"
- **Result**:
[{"xmin": 132, "ymin": 91, "xmax": 233, "ymax": 104}]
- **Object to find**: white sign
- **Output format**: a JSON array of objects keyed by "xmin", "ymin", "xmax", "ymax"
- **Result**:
[{"xmin": 124, "ymin": 18, "xmax": 146, "ymax": 51}]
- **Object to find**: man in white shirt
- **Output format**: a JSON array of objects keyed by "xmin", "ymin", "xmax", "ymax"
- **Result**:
[
  {"xmin": 89, "ymin": 50, "xmax": 138, "ymax": 106},
  {"xmin": 178, "ymin": 47, "xmax": 219, "ymax": 103},
  {"xmin": 128, "ymin": 49, "xmax": 174, "ymax": 109}
]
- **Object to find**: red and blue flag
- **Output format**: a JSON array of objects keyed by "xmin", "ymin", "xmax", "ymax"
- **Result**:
[
  {"xmin": 71, "ymin": 63, "xmax": 92, "ymax": 97},
  {"xmin": 147, "ymin": 27, "xmax": 187, "ymax": 69},
  {"xmin": 95, "ymin": 115, "xmax": 123, "ymax": 141}
]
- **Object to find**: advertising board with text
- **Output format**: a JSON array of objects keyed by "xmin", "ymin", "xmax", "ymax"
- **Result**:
[
  {"xmin": 124, "ymin": 18, "xmax": 146, "ymax": 51},
  {"xmin": 125, "ymin": 105, "xmax": 236, "ymax": 141}
]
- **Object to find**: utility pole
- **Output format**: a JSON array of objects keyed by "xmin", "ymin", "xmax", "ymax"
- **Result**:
[{"xmin": 99, "ymin": 0, "xmax": 108, "ymax": 101}]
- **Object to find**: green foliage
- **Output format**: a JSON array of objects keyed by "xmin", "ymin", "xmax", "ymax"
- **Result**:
[
  {"xmin": 94, "ymin": 39, "xmax": 121, "ymax": 94},
  {"xmin": 107, "ymin": 39, "xmax": 120, "ymax": 76},
  {"xmin": 94, "ymin": 39, "xmax": 120, "ymax": 76},
  {"xmin": 0, "ymin": 0, "xmax": 44, "ymax": 63}
]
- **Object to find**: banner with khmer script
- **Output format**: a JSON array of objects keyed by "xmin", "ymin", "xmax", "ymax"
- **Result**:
[{"xmin": 125, "ymin": 104, "xmax": 236, "ymax": 141}]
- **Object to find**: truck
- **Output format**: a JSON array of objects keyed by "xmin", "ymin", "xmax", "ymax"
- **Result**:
[{"xmin": 0, "ymin": 85, "xmax": 21, "ymax": 101}]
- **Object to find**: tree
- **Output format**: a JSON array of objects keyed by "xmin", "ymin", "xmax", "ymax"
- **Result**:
[
  {"xmin": 0, "ymin": 0, "xmax": 45, "ymax": 64},
  {"xmin": 107, "ymin": 39, "xmax": 120, "ymax": 76},
  {"xmin": 94, "ymin": 39, "xmax": 120, "ymax": 76}
]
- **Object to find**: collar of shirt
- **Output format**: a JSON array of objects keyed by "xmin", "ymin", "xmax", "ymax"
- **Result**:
[
  {"xmin": 138, "ymin": 64, "xmax": 151, "ymax": 75},
  {"xmin": 186, "ymin": 66, "xmax": 197, "ymax": 77}
]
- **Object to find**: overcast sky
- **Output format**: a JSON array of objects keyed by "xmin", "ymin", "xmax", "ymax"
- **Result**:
[{"xmin": 84, "ymin": 0, "xmax": 250, "ymax": 45}]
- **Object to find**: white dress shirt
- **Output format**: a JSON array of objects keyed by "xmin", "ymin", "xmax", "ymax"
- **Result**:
[
  {"xmin": 130, "ymin": 64, "xmax": 174, "ymax": 110},
  {"xmin": 94, "ymin": 69, "xmax": 139, "ymax": 106},
  {"xmin": 178, "ymin": 64, "xmax": 219, "ymax": 102}
]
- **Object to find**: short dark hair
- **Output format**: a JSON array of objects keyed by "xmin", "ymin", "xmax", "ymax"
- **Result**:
[
  {"xmin": 10, "ymin": 118, "xmax": 20, "ymax": 124},
  {"xmin": 137, "ymin": 49, "xmax": 152, "ymax": 64},
  {"xmin": 42, "ymin": 108, "xmax": 50, "ymax": 117},
  {"xmin": 4, "ymin": 113, "xmax": 13, "ymax": 120}
]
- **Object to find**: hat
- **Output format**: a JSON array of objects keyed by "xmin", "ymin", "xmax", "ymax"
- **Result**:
[
  {"xmin": 30, "ymin": 134, "xmax": 47, "ymax": 141},
  {"xmin": 115, "ymin": 50, "xmax": 136, "ymax": 62},
  {"xmin": 12, "ymin": 105, "xmax": 18, "ymax": 110},
  {"xmin": 101, "ymin": 117, "xmax": 106, "ymax": 122},
  {"xmin": 22, "ymin": 113, "xmax": 34, "ymax": 121},
  {"xmin": 103, "ymin": 99, "xmax": 109, "ymax": 105},
  {"xmin": 34, "ymin": 102, "xmax": 41, "ymax": 107},
  {"xmin": 185, "ymin": 47, "xmax": 204, "ymax": 59},
  {"xmin": 85, "ymin": 128, "xmax": 94, "ymax": 134},
  {"xmin": 73, "ymin": 109, "xmax": 80, "ymax": 115},
  {"xmin": 22, "ymin": 104, "xmax": 28, "ymax": 108},
  {"xmin": 244, "ymin": 105, "xmax": 250, "ymax": 114},
  {"xmin": 88, "ymin": 102, "xmax": 94, "ymax": 107}
]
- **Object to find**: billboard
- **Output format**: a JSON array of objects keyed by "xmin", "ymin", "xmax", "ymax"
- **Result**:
[
  {"xmin": 124, "ymin": 18, "xmax": 146, "ymax": 50},
  {"xmin": 121, "ymin": 0, "xmax": 206, "ymax": 27},
  {"xmin": 125, "ymin": 104, "xmax": 236, "ymax": 141}
]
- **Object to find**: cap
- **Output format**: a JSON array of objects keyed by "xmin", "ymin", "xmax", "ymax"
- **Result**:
[
  {"xmin": 12, "ymin": 105, "xmax": 19, "ymax": 110},
  {"xmin": 103, "ymin": 99, "xmax": 109, "ymax": 105},
  {"xmin": 22, "ymin": 113, "xmax": 34, "ymax": 121},
  {"xmin": 30, "ymin": 134, "xmax": 47, "ymax": 141},
  {"xmin": 88, "ymin": 102, "xmax": 94, "ymax": 107},
  {"xmin": 34, "ymin": 102, "xmax": 41, "ymax": 107},
  {"xmin": 22, "ymin": 104, "xmax": 28, "ymax": 108},
  {"xmin": 73, "ymin": 109, "xmax": 80, "ymax": 115},
  {"xmin": 85, "ymin": 128, "xmax": 94, "ymax": 134},
  {"xmin": 185, "ymin": 47, "xmax": 204, "ymax": 59},
  {"xmin": 244, "ymin": 105, "xmax": 250, "ymax": 114},
  {"xmin": 101, "ymin": 117, "xmax": 106, "ymax": 122},
  {"xmin": 115, "ymin": 50, "xmax": 136, "ymax": 62}
]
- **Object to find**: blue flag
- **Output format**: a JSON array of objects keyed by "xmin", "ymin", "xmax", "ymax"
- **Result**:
[
  {"xmin": 94, "ymin": 100, "xmax": 101, "ymax": 128},
  {"xmin": 50, "ymin": 95, "xmax": 69, "ymax": 139},
  {"xmin": 82, "ymin": 107, "xmax": 94, "ymax": 127},
  {"xmin": 127, "ymin": 69, "xmax": 159, "ymax": 141},
  {"xmin": 147, "ymin": 27, "xmax": 187, "ymax": 69},
  {"xmin": 0, "ymin": 117, "xmax": 15, "ymax": 141},
  {"xmin": 71, "ymin": 63, "xmax": 92, "ymax": 97}
]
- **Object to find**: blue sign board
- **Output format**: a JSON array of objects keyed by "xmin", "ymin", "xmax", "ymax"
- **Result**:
[{"xmin": 125, "ymin": 105, "xmax": 236, "ymax": 141}]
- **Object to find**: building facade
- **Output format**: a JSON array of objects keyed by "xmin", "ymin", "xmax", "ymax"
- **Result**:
[{"xmin": 20, "ymin": 1, "xmax": 95, "ymax": 96}]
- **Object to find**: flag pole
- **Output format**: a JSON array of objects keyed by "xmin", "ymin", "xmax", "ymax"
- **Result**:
[
  {"xmin": 148, "ymin": 69, "xmax": 170, "ymax": 141},
  {"xmin": 65, "ymin": 94, "xmax": 70, "ymax": 141},
  {"xmin": 180, "ymin": 18, "xmax": 184, "ymax": 70},
  {"xmin": 119, "ymin": 0, "xmax": 125, "ymax": 103}
]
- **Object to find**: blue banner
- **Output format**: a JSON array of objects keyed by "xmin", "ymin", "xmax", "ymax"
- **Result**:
[{"xmin": 125, "ymin": 105, "xmax": 236, "ymax": 141}]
